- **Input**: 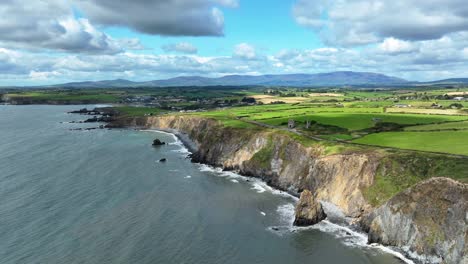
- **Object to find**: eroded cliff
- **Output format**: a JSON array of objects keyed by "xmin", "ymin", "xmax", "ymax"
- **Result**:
[
  {"xmin": 110, "ymin": 114, "xmax": 467, "ymax": 263},
  {"xmin": 363, "ymin": 177, "xmax": 467, "ymax": 264},
  {"xmin": 133, "ymin": 115, "xmax": 380, "ymax": 218}
]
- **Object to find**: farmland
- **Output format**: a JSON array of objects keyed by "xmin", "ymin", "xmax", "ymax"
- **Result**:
[
  {"xmin": 184, "ymin": 87, "xmax": 468, "ymax": 156},
  {"xmin": 353, "ymin": 131, "xmax": 468, "ymax": 155},
  {"xmin": 3, "ymin": 85, "xmax": 468, "ymax": 156}
]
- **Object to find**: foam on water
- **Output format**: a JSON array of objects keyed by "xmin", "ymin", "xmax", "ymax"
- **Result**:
[
  {"xmin": 144, "ymin": 130, "xmax": 191, "ymax": 155},
  {"xmin": 251, "ymin": 183, "xmax": 266, "ymax": 193},
  {"xmin": 196, "ymin": 163, "xmax": 297, "ymax": 200},
  {"xmin": 143, "ymin": 129, "xmax": 415, "ymax": 264},
  {"xmin": 272, "ymin": 202, "xmax": 415, "ymax": 264}
]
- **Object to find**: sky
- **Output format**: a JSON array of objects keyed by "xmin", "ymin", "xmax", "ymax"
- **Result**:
[{"xmin": 1, "ymin": 0, "xmax": 468, "ymax": 86}]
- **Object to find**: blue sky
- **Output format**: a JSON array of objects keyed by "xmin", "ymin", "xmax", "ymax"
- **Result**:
[
  {"xmin": 0, "ymin": 0, "xmax": 467, "ymax": 85},
  {"xmin": 104, "ymin": 0, "xmax": 322, "ymax": 56}
]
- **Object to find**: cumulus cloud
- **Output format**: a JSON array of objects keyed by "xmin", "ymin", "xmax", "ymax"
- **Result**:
[
  {"xmin": 74, "ymin": 0, "xmax": 238, "ymax": 36},
  {"xmin": 234, "ymin": 43, "xmax": 256, "ymax": 59},
  {"xmin": 0, "ymin": 0, "xmax": 124, "ymax": 54},
  {"xmin": 162, "ymin": 42, "xmax": 198, "ymax": 54},
  {"xmin": 1, "ymin": 31, "xmax": 468, "ymax": 85},
  {"xmin": 293, "ymin": 0, "xmax": 468, "ymax": 46},
  {"xmin": 378, "ymin": 38, "xmax": 416, "ymax": 54}
]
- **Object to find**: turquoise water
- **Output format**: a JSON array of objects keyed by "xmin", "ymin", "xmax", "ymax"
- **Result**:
[{"xmin": 0, "ymin": 105, "xmax": 405, "ymax": 264}]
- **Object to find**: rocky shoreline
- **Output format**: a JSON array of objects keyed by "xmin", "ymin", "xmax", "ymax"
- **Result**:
[{"xmin": 93, "ymin": 113, "xmax": 467, "ymax": 264}]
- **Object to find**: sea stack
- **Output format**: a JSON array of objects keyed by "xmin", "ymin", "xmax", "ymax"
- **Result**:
[
  {"xmin": 152, "ymin": 138, "xmax": 166, "ymax": 146},
  {"xmin": 293, "ymin": 189, "xmax": 327, "ymax": 226}
]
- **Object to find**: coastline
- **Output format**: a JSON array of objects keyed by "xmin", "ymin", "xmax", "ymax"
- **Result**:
[
  {"xmin": 95, "ymin": 111, "xmax": 467, "ymax": 263},
  {"xmin": 140, "ymin": 127, "xmax": 416, "ymax": 264}
]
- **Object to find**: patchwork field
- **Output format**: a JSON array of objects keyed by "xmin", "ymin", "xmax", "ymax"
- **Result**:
[
  {"xmin": 353, "ymin": 131, "xmax": 468, "ymax": 156},
  {"xmin": 191, "ymin": 94, "xmax": 468, "ymax": 155},
  {"xmin": 251, "ymin": 95, "xmax": 309, "ymax": 104},
  {"xmin": 4, "ymin": 85, "xmax": 468, "ymax": 156},
  {"xmin": 385, "ymin": 107, "xmax": 466, "ymax": 115},
  {"xmin": 405, "ymin": 120, "xmax": 468, "ymax": 131}
]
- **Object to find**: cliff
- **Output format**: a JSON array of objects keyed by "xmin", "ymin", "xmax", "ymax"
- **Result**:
[
  {"xmin": 117, "ymin": 115, "xmax": 380, "ymax": 217},
  {"xmin": 109, "ymin": 114, "xmax": 467, "ymax": 263},
  {"xmin": 363, "ymin": 177, "xmax": 467, "ymax": 264}
]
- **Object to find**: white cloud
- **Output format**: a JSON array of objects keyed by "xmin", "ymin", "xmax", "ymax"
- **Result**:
[
  {"xmin": 1, "ymin": 32, "xmax": 468, "ymax": 85},
  {"xmin": 234, "ymin": 43, "xmax": 256, "ymax": 59},
  {"xmin": 378, "ymin": 38, "xmax": 415, "ymax": 54},
  {"xmin": 29, "ymin": 70, "xmax": 60, "ymax": 80},
  {"xmin": 293, "ymin": 0, "xmax": 468, "ymax": 46},
  {"xmin": 463, "ymin": 48, "xmax": 468, "ymax": 58},
  {"xmin": 162, "ymin": 43, "xmax": 198, "ymax": 54},
  {"xmin": 0, "ymin": 0, "xmax": 124, "ymax": 54}
]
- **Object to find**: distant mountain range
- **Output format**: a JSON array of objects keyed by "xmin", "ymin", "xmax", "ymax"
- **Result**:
[{"xmin": 10, "ymin": 71, "xmax": 468, "ymax": 88}]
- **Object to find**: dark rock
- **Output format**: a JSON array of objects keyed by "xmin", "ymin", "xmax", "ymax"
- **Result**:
[
  {"xmin": 293, "ymin": 189, "xmax": 327, "ymax": 226},
  {"xmin": 152, "ymin": 139, "xmax": 166, "ymax": 146},
  {"xmin": 68, "ymin": 108, "xmax": 90, "ymax": 114}
]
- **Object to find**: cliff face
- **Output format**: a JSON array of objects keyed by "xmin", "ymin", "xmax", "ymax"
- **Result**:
[
  {"xmin": 135, "ymin": 115, "xmax": 378, "ymax": 217},
  {"xmin": 363, "ymin": 177, "xmax": 467, "ymax": 264},
  {"xmin": 112, "ymin": 115, "xmax": 467, "ymax": 262}
]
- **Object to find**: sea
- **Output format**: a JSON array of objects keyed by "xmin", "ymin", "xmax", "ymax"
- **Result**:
[{"xmin": 0, "ymin": 105, "xmax": 412, "ymax": 264}]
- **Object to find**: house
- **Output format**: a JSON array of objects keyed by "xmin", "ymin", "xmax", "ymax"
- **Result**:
[{"xmin": 288, "ymin": 119, "xmax": 296, "ymax": 129}]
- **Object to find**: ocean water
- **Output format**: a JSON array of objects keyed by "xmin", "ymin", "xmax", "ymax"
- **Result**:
[{"xmin": 0, "ymin": 105, "xmax": 407, "ymax": 264}]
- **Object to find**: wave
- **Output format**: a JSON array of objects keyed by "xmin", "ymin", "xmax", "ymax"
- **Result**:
[
  {"xmin": 271, "ymin": 203, "xmax": 416, "ymax": 264},
  {"xmin": 140, "ymin": 129, "xmax": 416, "ymax": 264},
  {"xmin": 143, "ymin": 129, "xmax": 191, "ymax": 155},
  {"xmin": 250, "ymin": 183, "xmax": 266, "ymax": 193},
  {"xmin": 196, "ymin": 163, "xmax": 297, "ymax": 200}
]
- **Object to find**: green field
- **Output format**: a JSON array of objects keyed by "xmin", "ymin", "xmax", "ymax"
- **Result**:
[
  {"xmin": 405, "ymin": 120, "xmax": 468, "ymax": 131},
  {"xmin": 257, "ymin": 113, "xmax": 468, "ymax": 130},
  {"xmin": 353, "ymin": 131, "xmax": 468, "ymax": 155},
  {"xmin": 4, "ymin": 85, "xmax": 468, "ymax": 156},
  {"xmin": 113, "ymin": 106, "xmax": 163, "ymax": 117}
]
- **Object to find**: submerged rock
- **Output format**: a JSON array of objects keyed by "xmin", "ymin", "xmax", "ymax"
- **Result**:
[
  {"xmin": 293, "ymin": 189, "xmax": 327, "ymax": 226},
  {"xmin": 152, "ymin": 139, "xmax": 166, "ymax": 146},
  {"xmin": 363, "ymin": 177, "xmax": 467, "ymax": 264}
]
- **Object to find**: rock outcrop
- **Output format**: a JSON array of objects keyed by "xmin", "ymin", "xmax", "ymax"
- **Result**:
[
  {"xmin": 294, "ymin": 189, "xmax": 327, "ymax": 226},
  {"xmin": 363, "ymin": 177, "xmax": 467, "ymax": 264},
  {"xmin": 152, "ymin": 139, "xmax": 166, "ymax": 146}
]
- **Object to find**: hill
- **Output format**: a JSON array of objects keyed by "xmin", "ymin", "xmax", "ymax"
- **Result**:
[{"xmin": 43, "ymin": 71, "xmax": 408, "ymax": 88}]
